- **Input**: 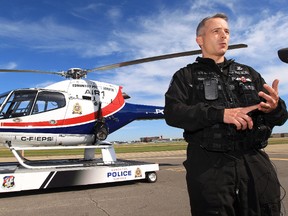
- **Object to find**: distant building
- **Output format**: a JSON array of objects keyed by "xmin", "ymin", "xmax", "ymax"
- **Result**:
[
  {"xmin": 140, "ymin": 136, "xmax": 163, "ymax": 142},
  {"xmin": 270, "ymin": 133, "xmax": 288, "ymax": 138},
  {"xmin": 139, "ymin": 133, "xmax": 288, "ymax": 143}
]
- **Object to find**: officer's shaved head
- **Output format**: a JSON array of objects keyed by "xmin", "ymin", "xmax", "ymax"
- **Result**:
[{"xmin": 196, "ymin": 13, "xmax": 228, "ymax": 36}]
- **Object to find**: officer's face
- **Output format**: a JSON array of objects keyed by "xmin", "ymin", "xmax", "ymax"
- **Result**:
[{"xmin": 196, "ymin": 17, "xmax": 230, "ymax": 62}]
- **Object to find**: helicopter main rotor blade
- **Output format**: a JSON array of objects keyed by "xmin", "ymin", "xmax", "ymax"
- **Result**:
[
  {"xmin": 0, "ymin": 43, "xmax": 247, "ymax": 79},
  {"xmin": 0, "ymin": 69, "xmax": 66, "ymax": 76},
  {"xmin": 88, "ymin": 43, "xmax": 248, "ymax": 72}
]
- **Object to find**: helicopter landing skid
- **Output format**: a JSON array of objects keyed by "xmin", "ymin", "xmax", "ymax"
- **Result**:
[{"xmin": 7, "ymin": 141, "xmax": 117, "ymax": 169}]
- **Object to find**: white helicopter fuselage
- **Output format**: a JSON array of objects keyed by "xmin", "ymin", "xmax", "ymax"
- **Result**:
[{"xmin": 0, "ymin": 79, "xmax": 125, "ymax": 147}]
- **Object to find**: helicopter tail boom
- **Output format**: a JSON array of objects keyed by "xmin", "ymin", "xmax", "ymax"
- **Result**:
[{"xmin": 106, "ymin": 103, "xmax": 164, "ymax": 134}]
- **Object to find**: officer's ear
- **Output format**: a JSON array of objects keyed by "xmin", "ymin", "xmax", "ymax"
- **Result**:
[{"xmin": 196, "ymin": 36, "xmax": 203, "ymax": 48}]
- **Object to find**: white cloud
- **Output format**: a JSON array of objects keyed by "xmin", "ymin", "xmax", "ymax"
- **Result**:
[
  {"xmin": 1, "ymin": 0, "xmax": 288, "ymax": 103},
  {"xmin": 0, "ymin": 16, "xmax": 121, "ymax": 58},
  {"xmin": 240, "ymin": 12, "xmax": 288, "ymax": 54},
  {"xmin": 259, "ymin": 64, "xmax": 288, "ymax": 96},
  {"xmin": 0, "ymin": 62, "xmax": 17, "ymax": 69},
  {"xmin": 106, "ymin": 7, "xmax": 122, "ymax": 22}
]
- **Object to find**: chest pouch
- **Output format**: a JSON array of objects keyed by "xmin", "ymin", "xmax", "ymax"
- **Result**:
[
  {"xmin": 229, "ymin": 64, "xmax": 261, "ymax": 106},
  {"xmin": 204, "ymin": 78, "xmax": 218, "ymax": 100},
  {"xmin": 237, "ymin": 82, "xmax": 260, "ymax": 106}
]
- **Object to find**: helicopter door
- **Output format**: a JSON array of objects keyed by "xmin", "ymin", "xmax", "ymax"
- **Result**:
[{"xmin": 31, "ymin": 91, "xmax": 66, "ymax": 115}]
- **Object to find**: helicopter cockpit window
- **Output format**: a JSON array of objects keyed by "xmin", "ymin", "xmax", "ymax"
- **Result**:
[
  {"xmin": 32, "ymin": 91, "xmax": 66, "ymax": 114},
  {"xmin": 0, "ymin": 92, "xmax": 9, "ymax": 108},
  {"xmin": 0, "ymin": 90, "xmax": 37, "ymax": 119}
]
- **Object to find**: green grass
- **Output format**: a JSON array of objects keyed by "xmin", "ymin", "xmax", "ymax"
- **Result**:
[
  {"xmin": 114, "ymin": 142, "xmax": 187, "ymax": 153},
  {"xmin": 0, "ymin": 141, "xmax": 187, "ymax": 158},
  {"xmin": 266, "ymin": 137, "xmax": 288, "ymax": 145},
  {"xmin": 0, "ymin": 138, "xmax": 287, "ymax": 158}
]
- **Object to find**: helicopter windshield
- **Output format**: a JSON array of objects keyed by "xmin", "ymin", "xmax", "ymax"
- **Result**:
[
  {"xmin": 0, "ymin": 91, "xmax": 10, "ymax": 108},
  {"xmin": 0, "ymin": 90, "xmax": 66, "ymax": 119}
]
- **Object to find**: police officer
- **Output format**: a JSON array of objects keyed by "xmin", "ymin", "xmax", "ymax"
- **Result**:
[{"xmin": 164, "ymin": 13, "xmax": 288, "ymax": 216}]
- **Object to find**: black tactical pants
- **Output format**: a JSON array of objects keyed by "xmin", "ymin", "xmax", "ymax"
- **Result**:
[{"xmin": 183, "ymin": 143, "xmax": 282, "ymax": 216}]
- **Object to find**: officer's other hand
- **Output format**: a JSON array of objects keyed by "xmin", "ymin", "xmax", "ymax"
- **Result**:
[
  {"xmin": 258, "ymin": 79, "xmax": 279, "ymax": 113},
  {"xmin": 223, "ymin": 105, "xmax": 259, "ymax": 130}
]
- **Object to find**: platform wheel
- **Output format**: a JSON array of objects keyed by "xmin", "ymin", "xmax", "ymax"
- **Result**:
[{"xmin": 146, "ymin": 172, "xmax": 157, "ymax": 183}]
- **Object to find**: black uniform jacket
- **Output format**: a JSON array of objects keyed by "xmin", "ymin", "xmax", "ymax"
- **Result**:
[{"xmin": 164, "ymin": 57, "xmax": 288, "ymax": 151}]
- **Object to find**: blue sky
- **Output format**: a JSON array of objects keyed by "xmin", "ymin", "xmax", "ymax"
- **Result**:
[{"xmin": 0, "ymin": 0, "xmax": 288, "ymax": 141}]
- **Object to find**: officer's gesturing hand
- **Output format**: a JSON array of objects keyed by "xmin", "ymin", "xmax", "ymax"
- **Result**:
[
  {"xmin": 223, "ymin": 105, "xmax": 259, "ymax": 130},
  {"xmin": 258, "ymin": 79, "xmax": 279, "ymax": 113}
]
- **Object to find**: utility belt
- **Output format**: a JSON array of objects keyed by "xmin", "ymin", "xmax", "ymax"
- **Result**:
[{"xmin": 184, "ymin": 124, "xmax": 271, "ymax": 152}]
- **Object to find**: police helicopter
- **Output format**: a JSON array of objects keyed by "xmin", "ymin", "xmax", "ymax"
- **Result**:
[{"xmin": 0, "ymin": 44, "xmax": 247, "ymax": 168}]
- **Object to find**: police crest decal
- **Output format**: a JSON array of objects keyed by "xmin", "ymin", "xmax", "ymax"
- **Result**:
[{"xmin": 2, "ymin": 176, "xmax": 15, "ymax": 189}]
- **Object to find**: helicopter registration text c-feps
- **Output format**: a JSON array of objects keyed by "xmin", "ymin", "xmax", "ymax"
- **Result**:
[{"xmin": 0, "ymin": 79, "xmax": 125, "ymax": 147}]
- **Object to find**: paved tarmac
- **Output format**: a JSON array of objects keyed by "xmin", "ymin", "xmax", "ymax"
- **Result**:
[{"xmin": 0, "ymin": 145, "xmax": 287, "ymax": 216}]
